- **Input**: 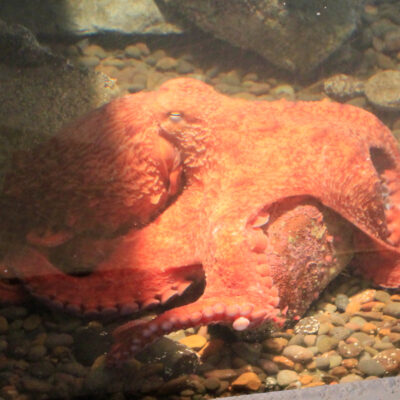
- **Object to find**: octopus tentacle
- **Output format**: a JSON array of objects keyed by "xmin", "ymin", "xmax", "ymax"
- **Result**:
[
  {"xmin": 4, "ymin": 245, "xmax": 200, "ymax": 318},
  {"xmin": 107, "ymin": 198, "xmax": 353, "ymax": 365},
  {"xmin": 108, "ymin": 297, "xmax": 281, "ymax": 366}
]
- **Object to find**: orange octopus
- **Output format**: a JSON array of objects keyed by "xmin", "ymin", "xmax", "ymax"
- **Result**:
[{"xmin": 1, "ymin": 78, "xmax": 400, "ymax": 365}]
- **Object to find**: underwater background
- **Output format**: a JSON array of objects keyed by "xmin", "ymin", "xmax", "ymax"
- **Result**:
[{"xmin": 0, "ymin": 1, "xmax": 400, "ymax": 399}]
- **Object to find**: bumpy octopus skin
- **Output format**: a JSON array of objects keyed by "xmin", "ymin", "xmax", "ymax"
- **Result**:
[{"xmin": 2, "ymin": 78, "xmax": 400, "ymax": 366}]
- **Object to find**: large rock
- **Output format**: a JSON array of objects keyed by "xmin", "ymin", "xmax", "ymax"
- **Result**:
[
  {"xmin": 0, "ymin": 0, "xmax": 181, "ymax": 35},
  {"xmin": 0, "ymin": 20, "xmax": 121, "ymax": 185},
  {"xmin": 162, "ymin": 0, "xmax": 365, "ymax": 75}
]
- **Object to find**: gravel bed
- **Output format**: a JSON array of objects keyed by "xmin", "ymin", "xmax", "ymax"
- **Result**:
[{"xmin": 0, "ymin": 274, "xmax": 399, "ymax": 399}]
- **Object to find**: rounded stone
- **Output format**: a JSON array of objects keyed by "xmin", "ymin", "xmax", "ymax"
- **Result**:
[
  {"xmin": 263, "ymin": 337, "xmax": 288, "ymax": 353},
  {"xmin": 294, "ymin": 317, "xmax": 320, "ymax": 335},
  {"xmin": 125, "ymin": 45, "xmax": 142, "ymax": 59},
  {"xmin": 155, "ymin": 57, "xmax": 178, "ymax": 71},
  {"xmin": 27, "ymin": 344, "xmax": 47, "ymax": 361},
  {"xmin": 45, "ymin": 333, "xmax": 74, "ymax": 348},
  {"xmin": 335, "ymin": 294, "xmax": 350, "ymax": 312},
  {"xmin": 304, "ymin": 335, "xmax": 317, "ymax": 347},
  {"xmin": 340, "ymin": 374, "xmax": 363, "ymax": 383},
  {"xmin": 78, "ymin": 56, "xmax": 100, "ymax": 68},
  {"xmin": 323, "ymin": 74, "xmax": 364, "ymax": 99},
  {"xmin": 365, "ymin": 70, "xmax": 400, "ymax": 111},
  {"xmin": 0, "ymin": 306, "xmax": 28, "ymax": 319},
  {"xmin": 204, "ymin": 377, "xmax": 220, "ymax": 391},
  {"xmin": 258, "ymin": 359, "xmax": 279, "ymax": 375},
  {"xmin": 358, "ymin": 358, "xmax": 386, "ymax": 376},
  {"xmin": 0, "ymin": 315, "xmax": 8, "ymax": 333},
  {"xmin": 270, "ymin": 84, "xmax": 295, "ymax": 100},
  {"xmin": 383, "ymin": 302, "xmax": 400, "ymax": 318},
  {"xmin": 177, "ymin": 59, "xmax": 195, "ymax": 74},
  {"xmin": 29, "ymin": 360, "xmax": 56, "ymax": 379},
  {"xmin": 277, "ymin": 370, "xmax": 299, "ymax": 387},
  {"xmin": 231, "ymin": 372, "xmax": 262, "ymax": 391},
  {"xmin": 330, "ymin": 327, "xmax": 352, "ymax": 340},
  {"xmin": 179, "ymin": 334, "xmax": 207, "ymax": 350},
  {"xmin": 329, "ymin": 354, "xmax": 343, "ymax": 368},
  {"xmin": 316, "ymin": 335, "xmax": 339, "ymax": 353},
  {"xmin": 338, "ymin": 341, "xmax": 363, "ymax": 358},
  {"xmin": 351, "ymin": 332, "xmax": 375, "ymax": 347},
  {"xmin": 83, "ymin": 44, "xmax": 108, "ymax": 59},
  {"xmin": 23, "ymin": 314, "xmax": 42, "ymax": 331},
  {"xmin": 374, "ymin": 349, "xmax": 400, "ymax": 373},
  {"xmin": 315, "ymin": 356, "xmax": 330, "ymax": 370},
  {"xmin": 374, "ymin": 291, "xmax": 391, "ymax": 304},
  {"xmin": 282, "ymin": 345, "xmax": 314, "ymax": 363}
]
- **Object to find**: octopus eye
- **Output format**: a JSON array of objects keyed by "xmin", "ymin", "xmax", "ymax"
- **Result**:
[{"xmin": 169, "ymin": 112, "xmax": 182, "ymax": 123}]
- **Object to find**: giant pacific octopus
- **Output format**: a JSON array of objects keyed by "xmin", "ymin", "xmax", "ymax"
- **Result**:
[{"xmin": 1, "ymin": 78, "xmax": 400, "ymax": 365}]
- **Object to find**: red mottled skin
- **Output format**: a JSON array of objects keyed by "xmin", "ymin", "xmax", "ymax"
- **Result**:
[{"xmin": 1, "ymin": 78, "xmax": 400, "ymax": 365}]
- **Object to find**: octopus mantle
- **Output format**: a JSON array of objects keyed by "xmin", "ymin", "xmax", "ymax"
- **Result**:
[{"xmin": 1, "ymin": 78, "xmax": 400, "ymax": 365}]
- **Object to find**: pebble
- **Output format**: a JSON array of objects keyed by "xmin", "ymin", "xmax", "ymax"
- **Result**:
[
  {"xmin": 179, "ymin": 334, "xmax": 207, "ymax": 350},
  {"xmin": 316, "ymin": 335, "xmax": 339, "ymax": 353},
  {"xmin": 263, "ymin": 337, "xmax": 288, "ymax": 353},
  {"xmin": 247, "ymin": 82, "xmax": 271, "ymax": 96},
  {"xmin": 282, "ymin": 345, "xmax": 314, "ymax": 363},
  {"xmin": 272, "ymin": 355, "xmax": 295, "ymax": 369},
  {"xmin": 375, "ymin": 291, "xmax": 391, "ymax": 303},
  {"xmin": 351, "ymin": 332, "xmax": 375, "ymax": 347},
  {"xmin": 58, "ymin": 362, "xmax": 88, "ymax": 377},
  {"xmin": 276, "ymin": 370, "xmax": 299, "ymax": 386},
  {"xmin": 231, "ymin": 372, "xmax": 261, "ymax": 391},
  {"xmin": 78, "ymin": 56, "xmax": 100, "ymax": 68},
  {"xmin": 21, "ymin": 377, "xmax": 52, "ymax": 393},
  {"xmin": 270, "ymin": 84, "xmax": 295, "ymax": 100},
  {"xmin": 125, "ymin": 44, "xmax": 143, "ymax": 59},
  {"xmin": 340, "ymin": 374, "xmax": 363, "ymax": 383},
  {"xmin": 323, "ymin": 74, "xmax": 365, "ymax": 99},
  {"xmin": 29, "ymin": 360, "xmax": 56, "ymax": 379},
  {"xmin": 232, "ymin": 342, "xmax": 262, "ymax": 364},
  {"xmin": 258, "ymin": 359, "xmax": 279, "ymax": 375},
  {"xmin": 330, "ymin": 327, "xmax": 352, "ymax": 340},
  {"xmin": 384, "ymin": 29, "xmax": 400, "ymax": 52},
  {"xmin": 338, "ymin": 341, "xmax": 363, "ymax": 358},
  {"xmin": 315, "ymin": 356, "xmax": 330, "ymax": 370},
  {"xmin": 288, "ymin": 334, "xmax": 305, "ymax": 346},
  {"xmin": 0, "ymin": 315, "xmax": 8, "ymax": 333},
  {"xmin": 203, "ymin": 377, "xmax": 220, "ymax": 391},
  {"xmin": 27, "ymin": 344, "xmax": 47, "ymax": 361},
  {"xmin": 177, "ymin": 59, "xmax": 195, "ymax": 74},
  {"xmin": 365, "ymin": 70, "xmax": 400, "ymax": 111},
  {"xmin": 342, "ymin": 358, "xmax": 358, "ymax": 369},
  {"xmin": 374, "ymin": 348, "xmax": 400, "ymax": 373},
  {"xmin": 330, "ymin": 366, "xmax": 348, "ymax": 377},
  {"xmin": 358, "ymin": 358, "xmax": 386, "ymax": 376},
  {"xmin": 318, "ymin": 322, "xmax": 332, "ymax": 335},
  {"xmin": 155, "ymin": 57, "xmax": 179, "ymax": 71},
  {"xmin": 349, "ymin": 316, "xmax": 367, "ymax": 327},
  {"xmin": 335, "ymin": 294, "xmax": 350, "ymax": 312},
  {"xmin": 219, "ymin": 70, "xmax": 241, "ymax": 86},
  {"xmin": 23, "ymin": 314, "xmax": 42, "ymax": 331},
  {"xmin": 383, "ymin": 302, "xmax": 400, "ymax": 318},
  {"xmin": 45, "ymin": 333, "xmax": 74, "ymax": 348},
  {"xmin": 83, "ymin": 44, "xmax": 108, "ymax": 59},
  {"xmin": 204, "ymin": 369, "xmax": 238, "ymax": 380},
  {"xmin": 304, "ymin": 335, "xmax": 316, "ymax": 347},
  {"xmin": 294, "ymin": 316, "xmax": 320, "ymax": 334},
  {"xmin": 0, "ymin": 306, "xmax": 28, "ymax": 319},
  {"xmin": 329, "ymin": 354, "xmax": 343, "ymax": 368}
]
